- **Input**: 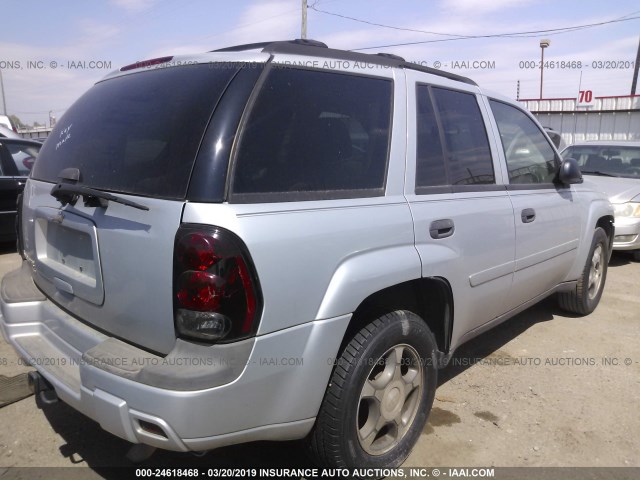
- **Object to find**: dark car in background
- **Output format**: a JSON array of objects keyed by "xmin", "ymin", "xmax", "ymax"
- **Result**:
[{"xmin": 0, "ymin": 138, "xmax": 41, "ymax": 241}]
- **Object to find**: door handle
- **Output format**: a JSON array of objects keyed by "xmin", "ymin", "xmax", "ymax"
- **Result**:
[
  {"xmin": 521, "ymin": 208, "xmax": 536, "ymax": 223},
  {"xmin": 429, "ymin": 219, "xmax": 455, "ymax": 239}
]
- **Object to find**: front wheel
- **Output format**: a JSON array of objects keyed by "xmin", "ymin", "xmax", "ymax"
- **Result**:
[
  {"xmin": 558, "ymin": 227, "xmax": 609, "ymax": 315},
  {"xmin": 307, "ymin": 310, "xmax": 438, "ymax": 471}
]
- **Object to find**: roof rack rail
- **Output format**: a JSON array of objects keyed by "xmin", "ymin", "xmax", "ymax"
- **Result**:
[
  {"xmin": 376, "ymin": 53, "xmax": 405, "ymax": 62},
  {"xmin": 211, "ymin": 39, "xmax": 327, "ymax": 53},
  {"xmin": 212, "ymin": 41, "xmax": 278, "ymax": 52},
  {"xmin": 401, "ymin": 62, "xmax": 477, "ymax": 86},
  {"xmin": 210, "ymin": 39, "xmax": 476, "ymax": 86},
  {"xmin": 290, "ymin": 38, "xmax": 328, "ymax": 48}
]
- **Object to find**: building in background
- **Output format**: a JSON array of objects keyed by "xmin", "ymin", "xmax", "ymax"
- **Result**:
[{"xmin": 520, "ymin": 94, "xmax": 640, "ymax": 146}]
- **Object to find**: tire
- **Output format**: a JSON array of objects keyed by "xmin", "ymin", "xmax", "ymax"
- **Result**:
[
  {"xmin": 632, "ymin": 250, "xmax": 640, "ymax": 262},
  {"xmin": 307, "ymin": 310, "xmax": 438, "ymax": 472},
  {"xmin": 558, "ymin": 227, "xmax": 609, "ymax": 315}
]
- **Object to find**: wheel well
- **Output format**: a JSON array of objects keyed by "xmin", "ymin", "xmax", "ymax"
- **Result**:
[
  {"xmin": 338, "ymin": 278, "xmax": 453, "ymax": 357},
  {"xmin": 596, "ymin": 215, "xmax": 614, "ymax": 256}
]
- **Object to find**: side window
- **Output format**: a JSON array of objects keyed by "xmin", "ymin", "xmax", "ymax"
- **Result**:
[
  {"xmin": 489, "ymin": 100, "xmax": 558, "ymax": 184},
  {"xmin": 432, "ymin": 88, "xmax": 495, "ymax": 185},
  {"xmin": 6, "ymin": 142, "xmax": 40, "ymax": 176},
  {"xmin": 232, "ymin": 67, "xmax": 392, "ymax": 200},
  {"xmin": 0, "ymin": 144, "xmax": 7, "ymax": 175},
  {"xmin": 416, "ymin": 86, "xmax": 446, "ymax": 188}
]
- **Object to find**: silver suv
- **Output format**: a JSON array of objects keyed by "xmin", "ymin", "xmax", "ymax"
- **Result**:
[{"xmin": 0, "ymin": 40, "xmax": 613, "ymax": 469}]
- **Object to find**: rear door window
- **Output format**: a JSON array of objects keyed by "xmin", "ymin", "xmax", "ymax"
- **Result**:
[
  {"xmin": 415, "ymin": 85, "xmax": 495, "ymax": 191},
  {"xmin": 432, "ymin": 88, "xmax": 495, "ymax": 186},
  {"xmin": 31, "ymin": 64, "xmax": 243, "ymax": 199},
  {"xmin": 415, "ymin": 86, "xmax": 447, "ymax": 189},
  {"xmin": 230, "ymin": 67, "xmax": 393, "ymax": 202}
]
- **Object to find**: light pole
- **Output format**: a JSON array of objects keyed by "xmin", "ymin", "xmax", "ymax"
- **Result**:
[
  {"xmin": 631, "ymin": 36, "xmax": 640, "ymax": 95},
  {"xmin": 539, "ymin": 39, "xmax": 550, "ymax": 99},
  {"xmin": 0, "ymin": 69, "xmax": 7, "ymax": 115},
  {"xmin": 301, "ymin": 0, "xmax": 307, "ymax": 39}
]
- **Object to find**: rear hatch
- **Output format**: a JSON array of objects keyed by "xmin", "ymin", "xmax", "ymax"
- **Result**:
[{"xmin": 21, "ymin": 59, "xmax": 256, "ymax": 354}]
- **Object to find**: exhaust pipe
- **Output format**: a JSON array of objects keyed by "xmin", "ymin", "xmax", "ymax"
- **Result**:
[{"xmin": 27, "ymin": 371, "xmax": 59, "ymax": 407}]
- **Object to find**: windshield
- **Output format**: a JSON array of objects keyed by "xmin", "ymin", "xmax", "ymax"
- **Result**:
[
  {"xmin": 31, "ymin": 63, "xmax": 242, "ymax": 199},
  {"xmin": 562, "ymin": 145, "xmax": 640, "ymax": 179}
]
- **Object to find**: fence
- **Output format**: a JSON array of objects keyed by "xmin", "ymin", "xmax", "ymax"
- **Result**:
[
  {"xmin": 519, "ymin": 94, "xmax": 640, "ymax": 144},
  {"xmin": 18, "ymin": 126, "xmax": 52, "ymax": 140}
]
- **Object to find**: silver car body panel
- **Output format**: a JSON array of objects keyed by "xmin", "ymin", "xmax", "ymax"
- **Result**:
[
  {"xmin": 182, "ymin": 64, "xmax": 417, "ymax": 331},
  {"xmin": 403, "ymin": 71, "xmax": 516, "ymax": 352},
  {"xmin": 0, "ymin": 52, "xmax": 615, "ymax": 451},
  {"xmin": 582, "ymin": 176, "xmax": 640, "ymax": 204},
  {"xmin": 184, "ymin": 199, "xmax": 419, "ymax": 330},
  {"xmin": 22, "ymin": 179, "xmax": 183, "ymax": 354},
  {"xmin": 502, "ymin": 188, "xmax": 580, "ymax": 310},
  {"xmin": 581, "ymin": 176, "xmax": 640, "ymax": 250},
  {"xmin": 562, "ymin": 141, "xmax": 640, "ymax": 251},
  {"xmin": 1, "ymin": 284, "xmax": 349, "ymax": 449}
]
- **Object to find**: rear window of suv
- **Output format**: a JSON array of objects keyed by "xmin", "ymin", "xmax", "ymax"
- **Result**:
[
  {"xmin": 31, "ymin": 63, "xmax": 242, "ymax": 200},
  {"xmin": 230, "ymin": 67, "xmax": 393, "ymax": 202}
]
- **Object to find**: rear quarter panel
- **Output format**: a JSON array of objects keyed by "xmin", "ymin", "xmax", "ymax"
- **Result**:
[
  {"xmin": 182, "ymin": 198, "xmax": 420, "ymax": 335},
  {"xmin": 182, "ymin": 65, "xmax": 424, "ymax": 334}
]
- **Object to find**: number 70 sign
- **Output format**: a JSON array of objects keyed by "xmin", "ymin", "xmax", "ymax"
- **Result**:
[{"xmin": 577, "ymin": 89, "xmax": 594, "ymax": 106}]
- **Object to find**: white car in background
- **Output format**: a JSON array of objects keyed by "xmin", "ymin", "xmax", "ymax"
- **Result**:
[
  {"xmin": 0, "ymin": 115, "xmax": 17, "ymax": 133},
  {"xmin": 0, "ymin": 125, "xmax": 22, "ymax": 139},
  {"xmin": 562, "ymin": 141, "xmax": 640, "ymax": 260}
]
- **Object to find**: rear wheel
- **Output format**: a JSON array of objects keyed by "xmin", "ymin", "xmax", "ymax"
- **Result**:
[
  {"xmin": 558, "ymin": 227, "xmax": 609, "ymax": 315},
  {"xmin": 308, "ymin": 310, "xmax": 437, "ymax": 471},
  {"xmin": 632, "ymin": 250, "xmax": 640, "ymax": 262}
]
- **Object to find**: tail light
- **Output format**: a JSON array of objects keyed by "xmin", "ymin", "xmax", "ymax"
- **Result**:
[
  {"xmin": 22, "ymin": 156, "xmax": 35, "ymax": 170},
  {"xmin": 173, "ymin": 224, "xmax": 262, "ymax": 343}
]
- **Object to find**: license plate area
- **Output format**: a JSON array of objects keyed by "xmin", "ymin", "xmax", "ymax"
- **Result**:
[{"xmin": 34, "ymin": 207, "xmax": 104, "ymax": 305}]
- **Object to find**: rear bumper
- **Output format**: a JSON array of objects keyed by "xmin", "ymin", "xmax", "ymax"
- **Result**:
[
  {"xmin": 612, "ymin": 216, "xmax": 640, "ymax": 251},
  {"xmin": 1, "ymin": 262, "xmax": 349, "ymax": 451}
]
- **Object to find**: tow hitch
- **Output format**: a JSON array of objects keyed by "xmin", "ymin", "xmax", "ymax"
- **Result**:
[{"xmin": 27, "ymin": 371, "xmax": 59, "ymax": 407}]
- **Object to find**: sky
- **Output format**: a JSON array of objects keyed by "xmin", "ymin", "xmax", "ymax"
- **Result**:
[{"xmin": 0, "ymin": 0, "xmax": 639, "ymax": 126}]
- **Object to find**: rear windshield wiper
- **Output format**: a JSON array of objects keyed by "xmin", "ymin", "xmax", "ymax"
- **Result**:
[
  {"xmin": 50, "ymin": 183, "xmax": 150, "ymax": 211},
  {"xmin": 580, "ymin": 170, "xmax": 619, "ymax": 178}
]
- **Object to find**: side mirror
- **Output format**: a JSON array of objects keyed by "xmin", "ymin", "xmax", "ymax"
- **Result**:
[{"xmin": 558, "ymin": 158, "xmax": 583, "ymax": 185}]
